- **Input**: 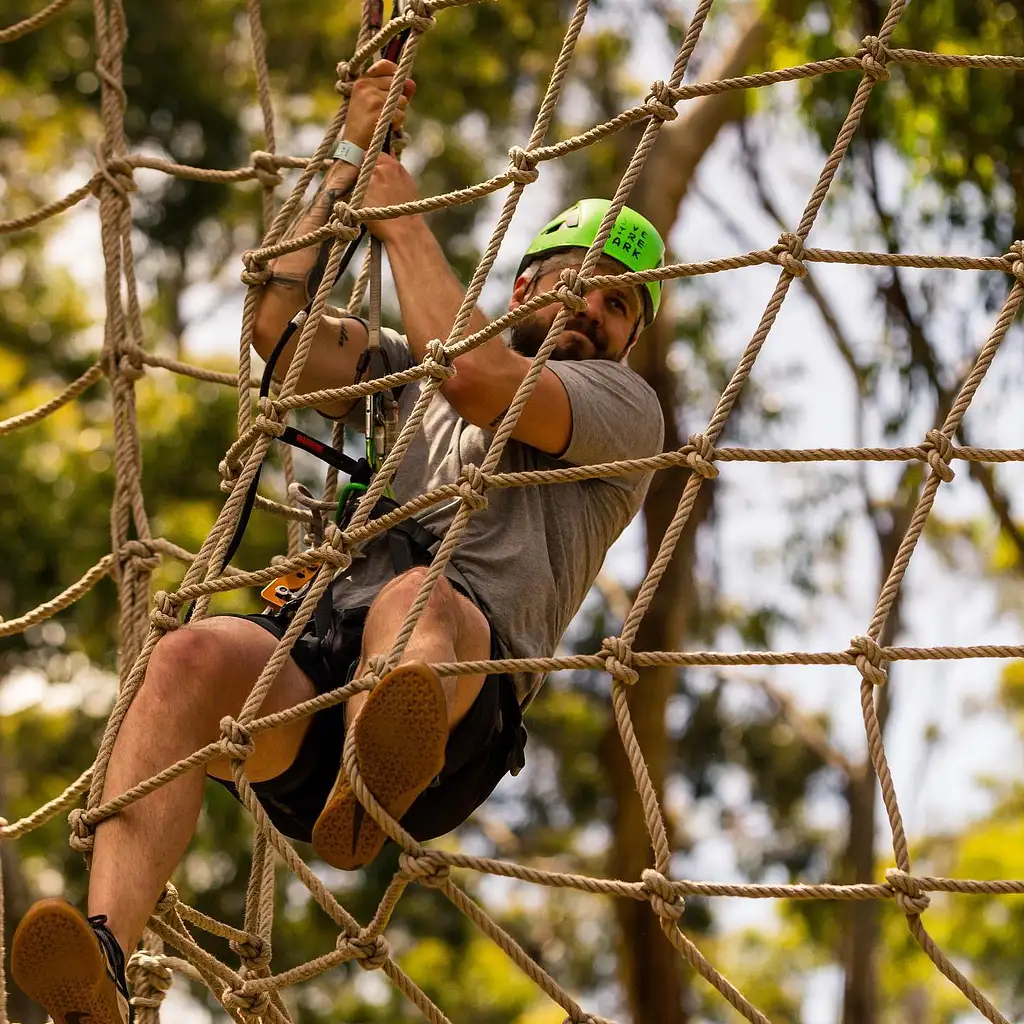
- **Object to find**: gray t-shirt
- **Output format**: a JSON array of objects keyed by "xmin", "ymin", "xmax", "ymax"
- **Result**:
[{"xmin": 336, "ymin": 330, "xmax": 664, "ymax": 705}]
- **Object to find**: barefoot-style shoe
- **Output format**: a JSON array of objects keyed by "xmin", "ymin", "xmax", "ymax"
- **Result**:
[
  {"xmin": 11, "ymin": 898, "xmax": 133, "ymax": 1024},
  {"xmin": 312, "ymin": 662, "xmax": 448, "ymax": 870}
]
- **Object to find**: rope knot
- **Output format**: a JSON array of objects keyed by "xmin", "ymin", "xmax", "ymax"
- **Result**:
[
  {"xmin": 322, "ymin": 523, "xmax": 354, "ymax": 571},
  {"xmin": 119, "ymin": 539, "xmax": 160, "ymax": 574},
  {"xmin": 222, "ymin": 983, "xmax": 271, "ymax": 1021},
  {"xmin": 885, "ymin": 868, "xmax": 931, "ymax": 915},
  {"xmin": 771, "ymin": 231, "xmax": 808, "ymax": 278},
  {"xmin": 126, "ymin": 952, "xmax": 172, "ymax": 1010},
  {"xmin": 1004, "ymin": 240, "xmax": 1024, "ymax": 284},
  {"xmin": 254, "ymin": 396, "xmax": 285, "ymax": 438},
  {"xmin": 150, "ymin": 590, "xmax": 181, "ymax": 632},
  {"xmin": 683, "ymin": 433, "xmax": 718, "ymax": 478},
  {"xmin": 117, "ymin": 351, "xmax": 145, "ymax": 383},
  {"xmin": 507, "ymin": 146, "xmax": 540, "ymax": 184},
  {"xmin": 457, "ymin": 464, "xmax": 489, "ymax": 511},
  {"xmin": 921, "ymin": 428, "xmax": 955, "ymax": 482},
  {"xmin": 556, "ymin": 268, "xmax": 589, "ymax": 313},
  {"xmin": 67, "ymin": 807, "xmax": 95, "ymax": 853},
  {"xmin": 154, "ymin": 882, "xmax": 179, "ymax": 917},
  {"xmin": 849, "ymin": 634, "xmax": 887, "ymax": 686},
  {"xmin": 600, "ymin": 636, "xmax": 639, "ymax": 686},
  {"xmin": 399, "ymin": 850, "xmax": 452, "ymax": 888},
  {"xmin": 645, "ymin": 80, "xmax": 679, "ymax": 122},
  {"xmin": 335, "ymin": 61, "xmax": 356, "ymax": 96},
  {"xmin": 330, "ymin": 200, "xmax": 363, "ymax": 242},
  {"xmin": 250, "ymin": 150, "xmax": 283, "ymax": 189},
  {"xmin": 240, "ymin": 250, "xmax": 272, "ymax": 288},
  {"xmin": 219, "ymin": 449, "xmax": 245, "ymax": 484},
  {"xmin": 366, "ymin": 654, "xmax": 389, "ymax": 686},
  {"xmin": 857, "ymin": 36, "xmax": 891, "ymax": 81},
  {"xmin": 405, "ymin": 0, "xmax": 435, "ymax": 33},
  {"xmin": 96, "ymin": 152, "xmax": 136, "ymax": 197},
  {"xmin": 641, "ymin": 868, "xmax": 685, "ymax": 921},
  {"xmin": 423, "ymin": 338, "xmax": 456, "ymax": 380},
  {"xmin": 337, "ymin": 932, "xmax": 390, "ymax": 970},
  {"xmin": 230, "ymin": 935, "xmax": 272, "ymax": 969},
  {"xmin": 219, "ymin": 716, "xmax": 256, "ymax": 761}
]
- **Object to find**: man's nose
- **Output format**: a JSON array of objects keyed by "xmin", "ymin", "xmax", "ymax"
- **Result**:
[{"xmin": 583, "ymin": 292, "xmax": 605, "ymax": 322}]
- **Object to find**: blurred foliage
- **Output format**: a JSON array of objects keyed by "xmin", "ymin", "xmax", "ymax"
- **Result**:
[{"xmin": 2, "ymin": 0, "xmax": 1024, "ymax": 1022}]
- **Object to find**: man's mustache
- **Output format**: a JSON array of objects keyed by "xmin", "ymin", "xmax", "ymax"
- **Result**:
[{"xmin": 560, "ymin": 317, "xmax": 606, "ymax": 350}]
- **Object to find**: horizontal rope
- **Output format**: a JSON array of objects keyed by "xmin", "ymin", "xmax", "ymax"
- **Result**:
[
  {"xmin": 0, "ymin": 363, "xmax": 104, "ymax": 434},
  {"xmin": 6, "ymin": 6, "xmax": 1024, "ymax": 1024}
]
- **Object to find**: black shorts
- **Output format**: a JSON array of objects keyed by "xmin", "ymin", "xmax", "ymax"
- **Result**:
[{"xmin": 211, "ymin": 596, "xmax": 527, "ymax": 846}]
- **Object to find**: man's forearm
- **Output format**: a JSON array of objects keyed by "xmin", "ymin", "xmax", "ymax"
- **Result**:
[
  {"xmin": 266, "ymin": 162, "xmax": 360, "ymax": 302},
  {"xmin": 382, "ymin": 215, "xmax": 493, "ymax": 364}
]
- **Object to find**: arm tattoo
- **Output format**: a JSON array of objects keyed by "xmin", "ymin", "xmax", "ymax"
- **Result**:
[
  {"xmin": 488, "ymin": 407, "xmax": 509, "ymax": 429},
  {"xmin": 337, "ymin": 320, "xmax": 348, "ymax": 348}
]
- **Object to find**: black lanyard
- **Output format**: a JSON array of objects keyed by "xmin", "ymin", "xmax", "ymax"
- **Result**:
[{"xmin": 196, "ymin": 0, "xmax": 411, "ymax": 608}]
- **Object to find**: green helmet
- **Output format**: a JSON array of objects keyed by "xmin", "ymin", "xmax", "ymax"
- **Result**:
[{"xmin": 517, "ymin": 198, "xmax": 665, "ymax": 324}]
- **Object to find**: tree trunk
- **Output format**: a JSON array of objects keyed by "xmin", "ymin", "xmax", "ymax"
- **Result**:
[
  {"xmin": 840, "ymin": 481, "xmax": 911, "ymax": 1024},
  {"xmin": 841, "ymin": 759, "xmax": 880, "ymax": 1024},
  {"xmin": 602, "ymin": 291, "xmax": 715, "ymax": 1023},
  {"xmin": 599, "ymin": 10, "xmax": 804, "ymax": 1021}
]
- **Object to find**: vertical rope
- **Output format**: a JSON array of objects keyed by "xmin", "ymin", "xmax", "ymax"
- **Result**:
[
  {"xmin": 4, "ymin": 2, "xmax": 1024, "ymax": 1023},
  {"xmin": 0, "ymin": 847, "xmax": 8, "ymax": 1024}
]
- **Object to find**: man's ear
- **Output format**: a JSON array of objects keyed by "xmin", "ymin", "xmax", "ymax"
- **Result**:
[{"xmin": 509, "ymin": 273, "xmax": 533, "ymax": 311}]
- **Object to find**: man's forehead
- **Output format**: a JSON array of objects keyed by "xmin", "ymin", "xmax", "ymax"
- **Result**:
[
  {"xmin": 540, "ymin": 252, "xmax": 628, "ymax": 275},
  {"xmin": 536, "ymin": 252, "xmax": 641, "ymax": 307}
]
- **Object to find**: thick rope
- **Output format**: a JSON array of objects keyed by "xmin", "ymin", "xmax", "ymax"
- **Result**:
[{"xmin": 3, "ymin": 2, "xmax": 1024, "ymax": 1022}]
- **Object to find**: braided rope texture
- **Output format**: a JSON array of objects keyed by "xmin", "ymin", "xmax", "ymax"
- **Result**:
[{"xmin": 2, "ymin": 1, "xmax": 1024, "ymax": 1022}]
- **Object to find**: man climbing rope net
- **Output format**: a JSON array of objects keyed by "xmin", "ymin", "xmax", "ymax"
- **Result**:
[{"xmin": 10, "ymin": 60, "xmax": 666, "ymax": 1024}]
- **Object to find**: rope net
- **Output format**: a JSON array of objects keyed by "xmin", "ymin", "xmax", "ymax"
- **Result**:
[{"xmin": 2, "ymin": 0, "xmax": 1024, "ymax": 1021}]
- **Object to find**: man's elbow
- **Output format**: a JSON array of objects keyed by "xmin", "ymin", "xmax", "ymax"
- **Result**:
[
  {"xmin": 251, "ymin": 287, "xmax": 298, "ymax": 361},
  {"xmin": 439, "ymin": 361, "xmax": 473, "ymax": 409},
  {"xmin": 439, "ymin": 359, "xmax": 490, "ymax": 423},
  {"xmin": 251, "ymin": 307, "xmax": 280, "ymax": 361}
]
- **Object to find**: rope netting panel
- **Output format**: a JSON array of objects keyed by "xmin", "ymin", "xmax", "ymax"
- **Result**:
[{"xmin": 2, "ymin": 0, "xmax": 1024, "ymax": 1021}]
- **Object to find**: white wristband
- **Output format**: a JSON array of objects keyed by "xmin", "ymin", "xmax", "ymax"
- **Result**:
[{"xmin": 332, "ymin": 139, "xmax": 365, "ymax": 168}]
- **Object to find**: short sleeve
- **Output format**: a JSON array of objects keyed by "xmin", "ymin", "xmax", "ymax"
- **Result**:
[{"xmin": 548, "ymin": 360, "xmax": 664, "ymax": 473}]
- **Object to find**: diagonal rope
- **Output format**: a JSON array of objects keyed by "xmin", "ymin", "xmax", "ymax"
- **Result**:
[{"xmin": 3, "ymin": 2, "xmax": 1024, "ymax": 1022}]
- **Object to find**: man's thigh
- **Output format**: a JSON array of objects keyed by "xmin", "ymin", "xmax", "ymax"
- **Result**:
[{"xmin": 179, "ymin": 616, "xmax": 319, "ymax": 783}]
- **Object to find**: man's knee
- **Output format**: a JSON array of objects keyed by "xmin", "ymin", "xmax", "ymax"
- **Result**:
[
  {"xmin": 144, "ymin": 622, "xmax": 234, "ymax": 707},
  {"xmin": 374, "ymin": 568, "xmax": 489, "ymax": 649},
  {"xmin": 376, "ymin": 565, "xmax": 455, "ymax": 615}
]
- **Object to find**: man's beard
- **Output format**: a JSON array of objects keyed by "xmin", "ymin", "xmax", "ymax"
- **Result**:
[{"xmin": 509, "ymin": 312, "xmax": 613, "ymax": 361}]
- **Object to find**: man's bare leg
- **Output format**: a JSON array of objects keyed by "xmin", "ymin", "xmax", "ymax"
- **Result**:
[
  {"xmin": 87, "ymin": 617, "xmax": 319, "ymax": 957},
  {"xmin": 348, "ymin": 565, "xmax": 491, "ymax": 728},
  {"xmin": 311, "ymin": 567, "xmax": 490, "ymax": 868}
]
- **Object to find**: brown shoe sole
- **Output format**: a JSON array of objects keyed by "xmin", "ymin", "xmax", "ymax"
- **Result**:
[
  {"xmin": 11, "ymin": 898, "xmax": 127, "ymax": 1024},
  {"xmin": 312, "ymin": 662, "xmax": 448, "ymax": 870}
]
